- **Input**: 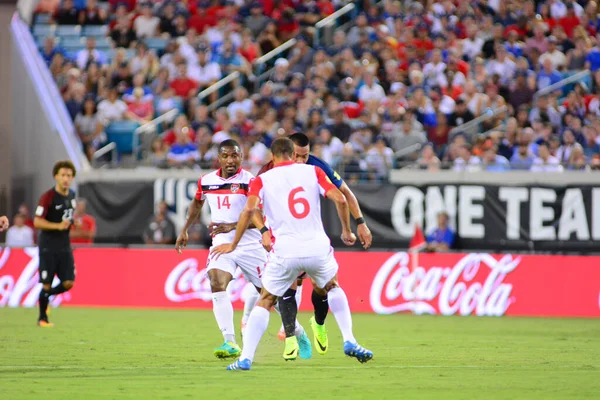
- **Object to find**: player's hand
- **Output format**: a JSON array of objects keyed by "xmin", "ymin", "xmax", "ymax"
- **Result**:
[
  {"xmin": 261, "ymin": 232, "xmax": 272, "ymax": 252},
  {"xmin": 357, "ymin": 223, "xmax": 372, "ymax": 250},
  {"xmin": 0, "ymin": 216, "xmax": 9, "ymax": 232},
  {"xmin": 175, "ymin": 231, "xmax": 188, "ymax": 254},
  {"xmin": 341, "ymin": 230, "xmax": 356, "ymax": 246},
  {"xmin": 210, "ymin": 243, "xmax": 236, "ymax": 260},
  {"xmin": 58, "ymin": 220, "xmax": 71, "ymax": 231},
  {"xmin": 209, "ymin": 222, "xmax": 236, "ymax": 236}
]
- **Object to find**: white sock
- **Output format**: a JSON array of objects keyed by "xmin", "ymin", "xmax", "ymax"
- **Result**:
[
  {"xmin": 212, "ymin": 291, "xmax": 236, "ymax": 344},
  {"xmin": 240, "ymin": 306, "xmax": 270, "ymax": 362},
  {"xmin": 328, "ymin": 287, "xmax": 356, "ymax": 344},
  {"xmin": 296, "ymin": 284, "xmax": 303, "ymax": 309},
  {"xmin": 242, "ymin": 290, "xmax": 260, "ymax": 324},
  {"xmin": 294, "ymin": 320, "xmax": 305, "ymax": 338}
]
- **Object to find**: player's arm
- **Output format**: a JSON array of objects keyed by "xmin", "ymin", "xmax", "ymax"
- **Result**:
[
  {"xmin": 339, "ymin": 181, "xmax": 372, "ymax": 249},
  {"xmin": 209, "ymin": 208, "xmax": 264, "ymax": 236},
  {"xmin": 211, "ymin": 195, "xmax": 261, "ymax": 257},
  {"xmin": 316, "ymin": 167, "xmax": 356, "ymax": 246},
  {"xmin": 176, "ymin": 197, "xmax": 204, "ymax": 253},
  {"xmin": 0, "ymin": 215, "xmax": 8, "ymax": 232},
  {"xmin": 33, "ymin": 193, "xmax": 70, "ymax": 231},
  {"xmin": 176, "ymin": 176, "xmax": 205, "ymax": 254}
]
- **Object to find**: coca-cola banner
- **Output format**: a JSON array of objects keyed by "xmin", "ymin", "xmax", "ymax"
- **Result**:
[
  {"xmin": 322, "ymin": 183, "xmax": 600, "ymax": 252},
  {"xmin": 1, "ymin": 247, "xmax": 599, "ymax": 317}
]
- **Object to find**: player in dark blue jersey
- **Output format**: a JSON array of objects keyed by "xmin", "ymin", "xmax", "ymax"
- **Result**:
[{"xmin": 257, "ymin": 132, "xmax": 372, "ymax": 352}]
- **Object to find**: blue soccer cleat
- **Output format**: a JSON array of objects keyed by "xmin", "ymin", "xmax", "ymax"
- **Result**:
[
  {"xmin": 214, "ymin": 341, "xmax": 241, "ymax": 359},
  {"xmin": 343, "ymin": 341, "xmax": 373, "ymax": 364},
  {"xmin": 298, "ymin": 331, "xmax": 313, "ymax": 359},
  {"xmin": 226, "ymin": 358, "xmax": 252, "ymax": 371}
]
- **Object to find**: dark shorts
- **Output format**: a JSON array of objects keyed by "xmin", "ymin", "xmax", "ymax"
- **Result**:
[{"xmin": 38, "ymin": 250, "xmax": 75, "ymax": 284}]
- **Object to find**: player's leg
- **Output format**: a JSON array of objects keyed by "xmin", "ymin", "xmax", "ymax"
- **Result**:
[
  {"xmin": 277, "ymin": 275, "xmax": 305, "ymax": 341},
  {"xmin": 241, "ymin": 287, "xmax": 260, "ymax": 336},
  {"xmin": 228, "ymin": 254, "xmax": 299, "ymax": 370},
  {"xmin": 277, "ymin": 278, "xmax": 298, "ymax": 341},
  {"xmin": 54, "ymin": 251, "xmax": 76, "ymax": 295},
  {"xmin": 308, "ymin": 252, "xmax": 373, "ymax": 363},
  {"xmin": 37, "ymin": 251, "xmax": 57, "ymax": 327},
  {"xmin": 310, "ymin": 276, "xmax": 330, "ymax": 354},
  {"xmin": 207, "ymin": 253, "xmax": 239, "ymax": 359}
]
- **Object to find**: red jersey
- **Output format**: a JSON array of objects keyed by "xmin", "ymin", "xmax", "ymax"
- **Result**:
[{"xmin": 71, "ymin": 214, "xmax": 96, "ymax": 244}]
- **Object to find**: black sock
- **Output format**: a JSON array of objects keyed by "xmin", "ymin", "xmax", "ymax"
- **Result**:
[
  {"xmin": 312, "ymin": 290, "xmax": 328, "ymax": 325},
  {"xmin": 280, "ymin": 289, "xmax": 298, "ymax": 338},
  {"xmin": 38, "ymin": 289, "xmax": 50, "ymax": 320},
  {"xmin": 49, "ymin": 284, "xmax": 68, "ymax": 296}
]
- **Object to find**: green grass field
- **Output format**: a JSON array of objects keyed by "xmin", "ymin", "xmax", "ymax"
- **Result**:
[{"xmin": 0, "ymin": 308, "xmax": 598, "ymax": 400}]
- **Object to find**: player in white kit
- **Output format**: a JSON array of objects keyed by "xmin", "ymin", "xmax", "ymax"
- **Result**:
[
  {"xmin": 175, "ymin": 139, "xmax": 268, "ymax": 359},
  {"xmin": 211, "ymin": 138, "xmax": 373, "ymax": 371}
]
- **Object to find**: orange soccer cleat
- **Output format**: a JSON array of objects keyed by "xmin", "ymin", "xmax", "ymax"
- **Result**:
[{"xmin": 37, "ymin": 320, "xmax": 54, "ymax": 328}]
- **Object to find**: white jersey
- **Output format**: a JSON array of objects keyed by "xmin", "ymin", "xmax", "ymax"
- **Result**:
[
  {"xmin": 249, "ymin": 161, "xmax": 337, "ymax": 258},
  {"xmin": 196, "ymin": 168, "xmax": 262, "ymax": 248}
]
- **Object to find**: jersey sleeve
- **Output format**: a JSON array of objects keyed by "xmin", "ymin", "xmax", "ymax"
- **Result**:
[
  {"xmin": 35, "ymin": 191, "xmax": 53, "ymax": 219},
  {"xmin": 195, "ymin": 176, "xmax": 205, "ymax": 201},
  {"xmin": 309, "ymin": 155, "xmax": 343, "ymax": 188},
  {"xmin": 315, "ymin": 166, "xmax": 337, "ymax": 197},
  {"xmin": 248, "ymin": 176, "xmax": 264, "ymax": 199}
]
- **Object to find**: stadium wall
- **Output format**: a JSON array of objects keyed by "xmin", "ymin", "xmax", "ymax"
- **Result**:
[
  {"xmin": 1, "ymin": 247, "xmax": 599, "ymax": 318},
  {"xmin": 77, "ymin": 172, "xmax": 600, "ymax": 252}
]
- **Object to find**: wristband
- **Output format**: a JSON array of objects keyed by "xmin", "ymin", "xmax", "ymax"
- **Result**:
[
  {"xmin": 356, "ymin": 217, "xmax": 365, "ymax": 225},
  {"xmin": 260, "ymin": 226, "xmax": 269, "ymax": 234}
]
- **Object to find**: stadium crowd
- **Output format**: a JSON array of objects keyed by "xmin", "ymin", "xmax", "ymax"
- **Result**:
[{"xmin": 34, "ymin": 0, "xmax": 600, "ymax": 180}]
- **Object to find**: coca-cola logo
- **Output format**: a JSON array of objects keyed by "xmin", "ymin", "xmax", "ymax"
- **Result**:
[
  {"xmin": 164, "ymin": 257, "xmax": 255, "ymax": 303},
  {"xmin": 0, "ymin": 247, "xmax": 68, "ymax": 308},
  {"xmin": 369, "ymin": 252, "xmax": 520, "ymax": 316}
]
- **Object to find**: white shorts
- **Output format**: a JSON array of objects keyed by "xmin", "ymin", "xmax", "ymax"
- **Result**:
[
  {"xmin": 207, "ymin": 246, "xmax": 266, "ymax": 288},
  {"xmin": 262, "ymin": 248, "xmax": 339, "ymax": 297}
]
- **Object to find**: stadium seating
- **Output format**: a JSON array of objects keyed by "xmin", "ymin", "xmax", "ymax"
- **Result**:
[{"xmin": 105, "ymin": 121, "xmax": 140, "ymax": 156}]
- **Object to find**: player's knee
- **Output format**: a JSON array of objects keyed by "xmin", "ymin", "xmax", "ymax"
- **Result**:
[
  {"xmin": 324, "ymin": 279, "xmax": 339, "ymax": 293},
  {"xmin": 42, "ymin": 284, "xmax": 52, "ymax": 292},
  {"xmin": 210, "ymin": 281, "xmax": 227, "ymax": 292},
  {"xmin": 63, "ymin": 281, "xmax": 74, "ymax": 290},
  {"xmin": 258, "ymin": 293, "xmax": 276, "ymax": 309}
]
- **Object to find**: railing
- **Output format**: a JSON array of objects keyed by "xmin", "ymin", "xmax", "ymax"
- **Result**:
[
  {"xmin": 197, "ymin": 71, "xmax": 242, "ymax": 112},
  {"xmin": 449, "ymin": 105, "xmax": 508, "ymax": 138},
  {"xmin": 252, "ymin": 38, "xmax": 297, "ymax": 90},
  {"xmin": 92, "ymin": 142, "xmax": 117, "ymax": 168},
  {"xmin": 133, "ymin": 108, "xmax": 179, "ymax": 159},
  {"xmin": 313, "ymin": 3, "xmax": 356, "ymax": 48},
  {"xmin": 533, "ymin": 69, "xmax": 590, "ymax": 100}
]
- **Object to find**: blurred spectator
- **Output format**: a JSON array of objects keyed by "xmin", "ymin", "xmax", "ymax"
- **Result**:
[
  {"xmin": 6, "ymin": 214, "xmax": 35, "ymax": 247},
  {"xmin": 149, "ymin": 137, "xmax": 168, "ymax": 168},
  {"xmin": 41, "ymin": 37, "xmax": 63, "ymax": 66},
  {"xmin": 426, "ymin": 212, "xmax": 455, "ymax": 252},
  {"xmin": 76, "ymin": 38, "xmax": 107, "ymax": 70},
  {"xmin": 135, "ymin": 2, "xmax": 160, "ymax": 38},
  {"xmin": 531, "ymin": 141, "xmax": 563, "ymax": 172},
  {"xmin": 53, "ymin": 0, "xmax": 79, "ymax": 25},
  {"xmin": 416, "ymin": 143, "xmax": 441, "ymax": 171},
  {"xmin": 70, "ymin": 199, "xmax": 97, "ymax": 244},
  {"xmin": 482, "ymin": 145, "xmax": 510, "ymax": 171},
  {"xmin": 126, "ymin": 87, "xmax": 154, "ymax": 124},
  {"xmin": 257, "ymin": 21, "xmax": 281, "ymax": 54},
  {"xmin": 511, "ymin": 140, "xmax": 536, "ymax": 170},
  {"xmin": 98, "ymin": 87, "xmax": 128, "ymax": 124},
  {"xmin": 245, "ymin": 3, "xmax": 269, "ymax": 37},
  {"xmin": 17, "ymin": 204, "xmax": 35, "ymax": 232},
  {"xmin": 365, "ymin": 136, "xmax": 394, "ymax": 181},
  {"xmin": 163, "ymin": 115, "xmax": 195, "ymax": 147},
  {"xmin": 188, "ymin": 48, "xmax": 221, "ymax": 91},
  {"xmin": 75, "ymin": 97, "xmax": 106, "ymax": 160},
  {"xmin": 78, "ymin": 0, "xmax": 107, "ymax": 26},
  {"xmin": 111, "ymin": 17, "xmax": 137, "ymax": 48},
  {"xmin": 168, "ymin": 130, "xmax": 201, "ymax": 168},
  {"xmin": 227, "ymin": 88, "xmax": 254, "ymax": 119},
  {"xmin": 288, "ymin": 36, "xmax": 314, "ymax": 75},
  {"xmin": 453, "ymin": 144, "xmax": 482, "ymax": 172},
  {"xmin": 539, "ymin": 36, "xmax": 567, "ymax": 69},
  {"xmin": 143, "ymin": 201, "xmax": 176, "ymax": 245},
  {"xmin": 566, "ymin": 143, "xmax": 588, "ymax": 170},
  {"xmin": 448, "ymin": 99, "xmax": 475, "ymax": 127},
  {"xmin": 169, "ymin": 64, "xmax": 199, "ymax": 100}
]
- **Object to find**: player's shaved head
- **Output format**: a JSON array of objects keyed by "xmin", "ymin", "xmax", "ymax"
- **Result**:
[
  {"xmin": 271, "ymin": 137, "xmax": 295, "ymax": 160},
  {"xmin": 219, "ymin": 139, "xmax": 241, "ymax": 153}
]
